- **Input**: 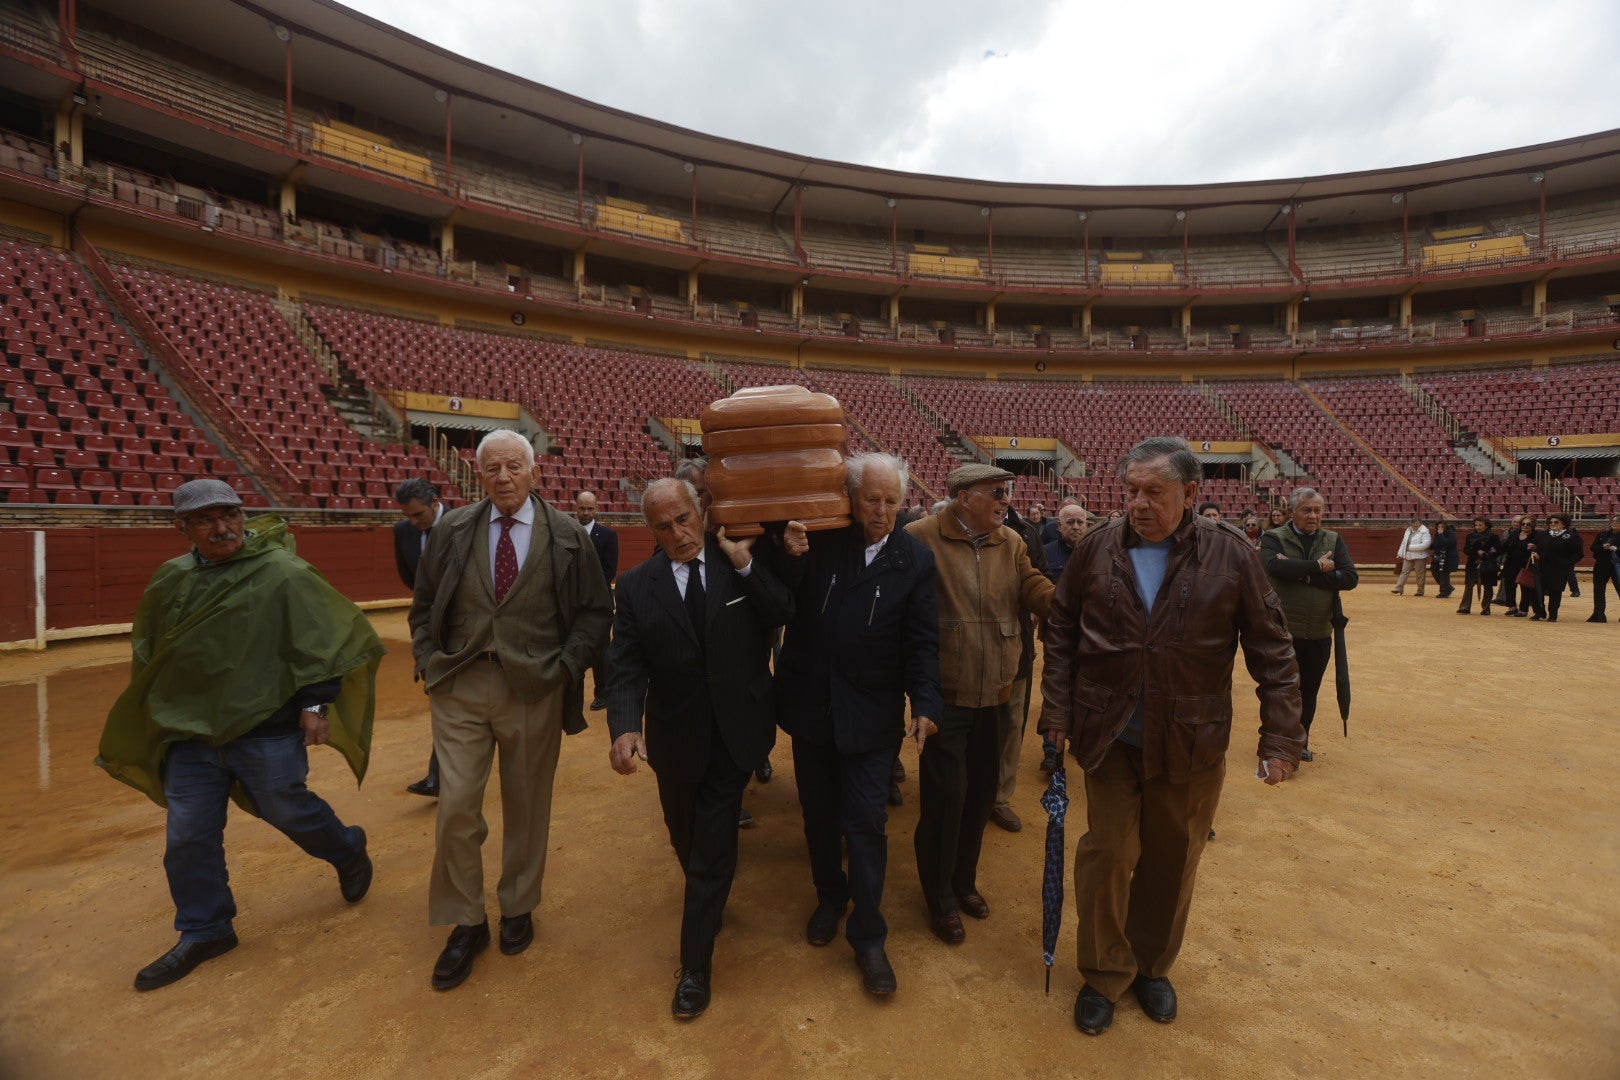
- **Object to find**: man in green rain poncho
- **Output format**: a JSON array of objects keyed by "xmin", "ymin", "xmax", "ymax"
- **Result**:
[{"xmin": 98, "ymin": 479, "xmax": 385, "ymax": 992}]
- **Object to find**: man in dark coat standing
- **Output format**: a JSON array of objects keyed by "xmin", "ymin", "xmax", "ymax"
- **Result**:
[
  {"xmin": 1590, "ymin": 512, "xmax": 1620, "ymax": 623},
  {"xmin": 606, "ymin": 477, "xmax": 795, "ymax": 1020},
  {"xmin": 775, "ymin": 453, "xmax": 943, "ymax": 996},
  {"xmin": 575, "ymin": 490, "xmax": 619, "ymax": 709},
  {"xmin": 394, "ymin": 477, "xmax": 445, "ymax": 797}
]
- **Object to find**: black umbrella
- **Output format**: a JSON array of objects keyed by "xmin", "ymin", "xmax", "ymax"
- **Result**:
[
  {"xmin": 1039, "ymin": 765, "xmax": 1069, "ymax": 993},
  {"xmin": 1331, "ymin": 593, "xmax": 1351, "ymax": 737}
]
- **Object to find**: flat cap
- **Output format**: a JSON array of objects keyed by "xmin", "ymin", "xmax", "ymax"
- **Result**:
[
  {"xmin": 946, "ymin": 463, "xmax": 1016, "ymax": 495},
  {"xmin": 172, "ymin": 478, "xmax": 243, "ymax": 516}
]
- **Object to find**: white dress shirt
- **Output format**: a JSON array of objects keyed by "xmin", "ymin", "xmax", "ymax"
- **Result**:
[
  {"xmin": 671, "ymin": 550, "xmax": 706, "ymax": 595},
  {"xmin": 863, "ymin": 535, "xmax": 888, "ymax": 567}
]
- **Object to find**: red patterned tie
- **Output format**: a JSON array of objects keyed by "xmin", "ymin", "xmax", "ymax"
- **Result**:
[{"xmin": 494, "ymin": 516, "xmax": 518, "ymax": 602}]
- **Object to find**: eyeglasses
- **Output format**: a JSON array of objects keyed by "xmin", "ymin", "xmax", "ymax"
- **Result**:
[
  {"xmin": 183, "ymin": 509, "xmax": 244, "ymax": 528},
  {"xmin": 970, "ymin": 486, "xmax": 1011, "ymax": 501}
]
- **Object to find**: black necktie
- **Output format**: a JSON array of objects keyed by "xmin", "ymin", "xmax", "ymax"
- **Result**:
[{"xmin": 684, "ymin": 558, "xmax": 706, "ymax": 649}]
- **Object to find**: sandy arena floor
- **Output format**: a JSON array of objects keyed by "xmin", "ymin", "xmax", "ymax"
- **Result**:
[{"xmin": 0, "ymin": 580, "xmax": 1615, "ymax": 1079}]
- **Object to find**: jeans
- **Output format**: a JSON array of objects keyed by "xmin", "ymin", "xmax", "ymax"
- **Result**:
[{"xmin": 163, "ymin": 732, "xmax": 363, "ymax": 942}]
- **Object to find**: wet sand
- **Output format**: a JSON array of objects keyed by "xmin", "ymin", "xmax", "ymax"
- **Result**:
[{"xmin": 1, "ymin": 585, "xmax": 1616, "ymax": 1079}]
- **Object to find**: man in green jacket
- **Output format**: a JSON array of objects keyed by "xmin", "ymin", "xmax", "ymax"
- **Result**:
[
  {"xmin": 1259, "ymin": 487, "xmax": 1358, "ymax": 760},
  {"xmin": 98, "ymin": 479, "xmax": 385, "ymax": 991}
]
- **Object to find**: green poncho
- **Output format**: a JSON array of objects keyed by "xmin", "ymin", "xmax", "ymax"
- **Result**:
[{"xmin": 97, "ymin": 515, "xmax": 386, "ymax": 811}]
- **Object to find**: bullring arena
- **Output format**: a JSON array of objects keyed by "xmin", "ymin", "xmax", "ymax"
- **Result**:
[{"xmin": 0, "ymin": 1, "xmax": 1616, "ymax": 1077}]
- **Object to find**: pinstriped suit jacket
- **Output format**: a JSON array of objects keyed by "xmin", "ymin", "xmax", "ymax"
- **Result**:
[{"xmin": 604, "ymin": 535, "xmax": 792, "ymax": 783}]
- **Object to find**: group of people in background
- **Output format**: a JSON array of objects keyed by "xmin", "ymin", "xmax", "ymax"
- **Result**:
[{"xmin": 1389, "ymin": 511, "xmax": 1618, "ymax": 623}]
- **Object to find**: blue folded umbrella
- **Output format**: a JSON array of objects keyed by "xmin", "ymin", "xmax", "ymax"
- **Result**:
[{"xmin": 1040, "ymin": 765, "xmax": 1069, "ymax": 993}]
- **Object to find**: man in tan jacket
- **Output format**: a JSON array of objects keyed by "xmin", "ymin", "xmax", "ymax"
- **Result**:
[
  {"xmin": 905, "ymin": 464, "xmax": 1053, "ymax": 944},
  {"xmin": 410, "ymin": 430, "xmax": 612, "ymax": 991}
]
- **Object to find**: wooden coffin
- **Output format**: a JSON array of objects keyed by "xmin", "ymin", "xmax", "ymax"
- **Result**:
[{"xmin": 699, "ymin": 384, "xmax": 850, "ymax": 537}]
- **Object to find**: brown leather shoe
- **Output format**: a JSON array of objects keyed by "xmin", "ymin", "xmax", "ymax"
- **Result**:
[
  {"xmin": 930, "ymin": 911, "xmax": 966, "ymax": 944},
  {"xmin": 956, "ymin": 891, "xmax": 990, "ymax": 920},
  {"xmin": 989, "ymin": 805, "xmax": 1022, "ymax": 832}
]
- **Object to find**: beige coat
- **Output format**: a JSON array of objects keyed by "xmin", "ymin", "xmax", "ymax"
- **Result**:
[{"xmin": 905, "ymin": 510, "xmax": 1053, "ymax": 708}]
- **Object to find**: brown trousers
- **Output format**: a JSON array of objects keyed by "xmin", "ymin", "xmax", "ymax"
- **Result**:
[
  {"xmin": 428, "ymin": 658, "xmax": 565, "ymax": 926},
  {"xmin": 1074, "ymin": 740, "xmax": 1225, "ymax": 1001}
]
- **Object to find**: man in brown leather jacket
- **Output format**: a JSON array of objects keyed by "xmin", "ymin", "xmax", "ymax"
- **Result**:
[{"xmin": 1039, "ymin": 437, "xmax": 1304, "ymax": 1037}]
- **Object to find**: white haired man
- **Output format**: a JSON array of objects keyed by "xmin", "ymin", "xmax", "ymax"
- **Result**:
[{"xmin": 409, "ymin": 429, "xmax": 612, "ymax": 990}]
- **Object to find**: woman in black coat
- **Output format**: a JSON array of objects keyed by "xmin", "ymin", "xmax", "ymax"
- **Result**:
[
  {"xmin": 1429, "ymin": 520, "xmax": 1459, "ymax": 599},
  {"xmin": 1533, "ymin": 511, "xmax": 1585, "ymax": 622},
  {"xmin": 1500, "ymin": 514, "xmax": 1539, "ymax": 617},
  {"xmin": 1457, "ymin": 517, "xmax": 1502, "ymax": 615}
]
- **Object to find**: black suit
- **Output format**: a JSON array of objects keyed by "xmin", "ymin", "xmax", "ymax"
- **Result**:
[
  {"xmin": 776, "ymin": 524, "xmax": 942, "ymax": 951},
  {"xmin": 394, "ymin": 517, "xmax": 429, "ymax": 591},
  {"xmin": 583, "ymin": 521, "xmax": 619, "ymax": 699},
  {"xmin": 395, "ymin": 513, "xmax": 438, "ymax": 786},
  {"xmin": 606, "ymin": 536, "xmax": 792, "ymax": 971},
  {"xmin": 584, "ymin": 520, "xmax": 619, "ymax": 584}
]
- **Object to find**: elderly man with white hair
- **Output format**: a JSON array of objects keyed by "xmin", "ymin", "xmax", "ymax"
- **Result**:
[
  {"xmin": 775, "ymin": 453, "xmax": 943, "ymax": 995},
  {"xmin": 410, "ymin": 429, "xmax": 613, "ymax": 991}
]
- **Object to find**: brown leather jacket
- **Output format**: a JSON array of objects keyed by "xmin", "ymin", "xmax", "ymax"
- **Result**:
[{"xmin": 1038, "ymin": 512, "xmax": 1304, "ymax": 781}]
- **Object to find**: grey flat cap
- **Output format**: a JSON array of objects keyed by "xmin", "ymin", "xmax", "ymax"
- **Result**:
[
  {"xmin": 946, "ymin": 463, "xmax": 1016, "ymax": 495},
  {"xmin": 172, "ymin": 478, "xmax": 243, "ymax": 516}
]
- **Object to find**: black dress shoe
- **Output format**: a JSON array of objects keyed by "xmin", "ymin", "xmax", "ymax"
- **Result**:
[
  {"xmin": 855, "ymin": 947, "xmax": 897, "ymax": 995},
  {"xmin": 499, "ymin": 912, "xmax": 533, "ymax": 955},
  {"xmin": 337, "ymin": 828, "xmax": 372, "ymax": 903},
  {"xmin": 1039, "ymin": 746, "xmax": 1061, "ymax": 773},
  {"xmin": 887, "ymin": 782, "xmax": 903, "ymax": 807},
  {"xmin": 737, "ymin": 807, "xmax": 755, "ymax": 829},
  {"xmin": 1299, "ymin": 748, "xmax": 1314, "ymax": 762},
  {"xmin": 755, "ymin": 760, "xmax": 773, "ymax": 783},
  {"xmin": 134, "ymin": 934, "xmax": 239, "ymax": 991},
  {"xmin": 589, "ymin": 698, "xmax": 607, "ymax": 711},
  {"xmin": 1074, "ymin": 984, "xmax": 1114, "ymax": 1036},
  {"xmin": 806, "ymin": 899, "xmax": 848, "ymax": 946},
  {"xmin": 956, "ymin": 891, "xmax": 990, "ymax": 920},
  {"xmin": 431, "ymin": 921, "xmax": 490, "ymax": 991},
  {"xmin": 930, "ymin": 911, "xmax": 965, "ymax": 944},
  {"xmin": 672, "ymin": 966, "xmax": 711, "ymax": 1019},
  {"xmin": 1131, "ymin": 974, "xmax": 1177, "ymax": 1022},
  {"xmin": 406, "ymin": 776, "xmax": 439, "ymax": 797},
  {"xmin": 1589, "ymin": 613, "xmax": 1608, "ymax": 623}
]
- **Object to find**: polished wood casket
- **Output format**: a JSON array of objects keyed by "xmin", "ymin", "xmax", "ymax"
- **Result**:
[{"xmin": 699, "ymin": 384, "xmax": 850, "ymax": 537}]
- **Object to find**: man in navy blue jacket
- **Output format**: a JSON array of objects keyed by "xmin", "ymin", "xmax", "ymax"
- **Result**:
[{"xmin": 775, "ymin": 453, "xmax": 943, "ymax": 996}]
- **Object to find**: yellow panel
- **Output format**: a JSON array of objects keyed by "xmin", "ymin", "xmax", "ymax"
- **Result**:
[
  {"xmin": 1102, "ymin": 251, "xmax": 1145, "ymax": 261},
  {"xmin": 912, "ymin": 243, "xmax": 951, "ymax": 255},
  {"xmin": 907, "ymin": 252, "xmax": 983, "ymax": 278},
  {"xmin": 324, "ymin": 120, "xmax": 393, "ymax": 146},
  {"xmin": 1098, "ymin": 262, "xmax": 1178, "ymax": 284},
  {"xmin": 659, "ymin": 417, "xmax": 703, "ymax": 437},
  {"xmin": 1189, "ymin": 440, "xmax": 1254, "ymax": 454},
  {"xmin": 596, "ymin": 203, "xmax": 685, "ymax": 242},
  {"xmin": 310, "ymin": 124, "xmax": 435, "ymax": 184},
  {"xmin": 602, "ymin": 196, "xmax": 650, "ymax": 213},
  {"xmin": 1430, "ymin": 225, "xmax": 1482, "ymax": 241},
  {"xmin": 1494, "ymin": 433, "xmax": 1620, "ymax": 451},
  {"xmin": 973, "ymin": 436, "xmax": 1058, "ymax": 451},
  {"xmin": 1421, "ymin": 234, "xmax": 1529, "ymax": 267},
  {"xmin": 390, "ymin": 390, "xmax": 521, "ymax": 419}
]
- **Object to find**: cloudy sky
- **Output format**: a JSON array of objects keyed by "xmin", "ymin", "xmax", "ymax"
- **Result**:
[{"xmin": 342, "ymin": 0, "xmax": 1619, "ymax": 185}]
